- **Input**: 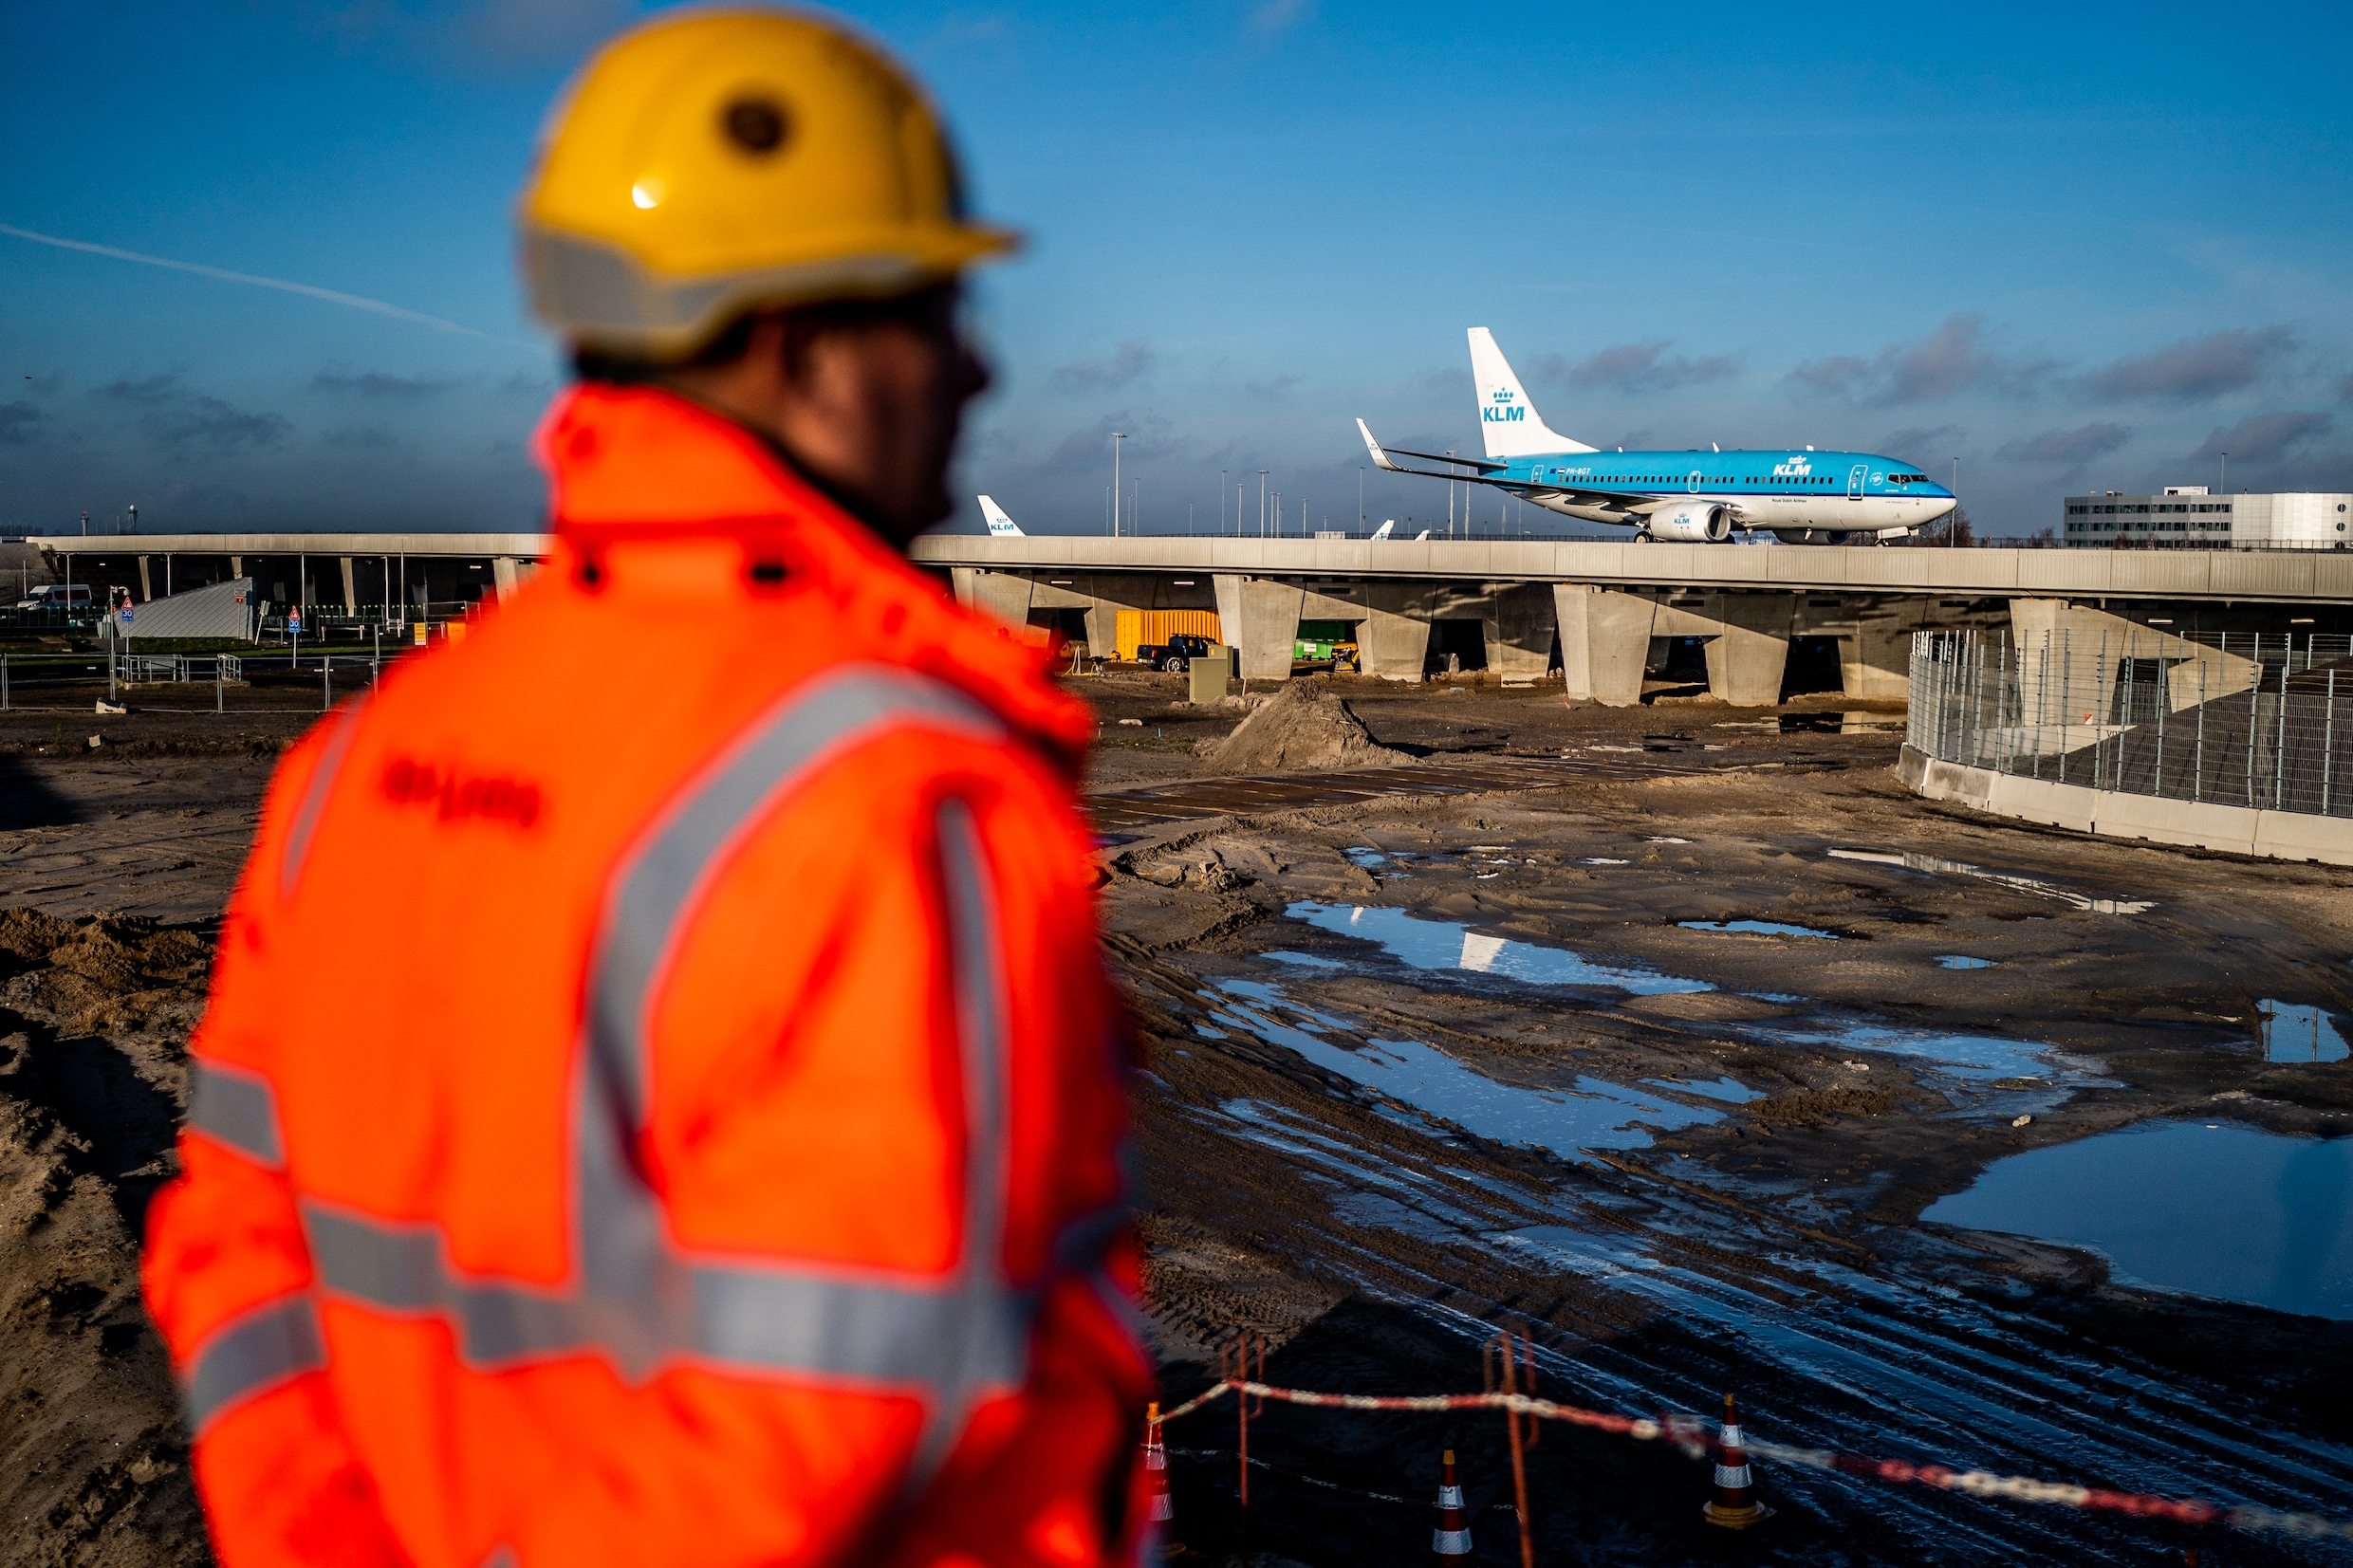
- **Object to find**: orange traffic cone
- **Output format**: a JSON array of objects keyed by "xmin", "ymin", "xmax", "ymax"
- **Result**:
[
  {"xmin": 1432, "ymin": 1448, "xmax": 1473, "ymax": 1565},
  {"xmin": 1144, "ymin": 1402, "xmax": 1174, "ymax": 1525},
  {"xmin": 1701, "ymin": 1393, "xmax": 1771, "ymax": 1529}
]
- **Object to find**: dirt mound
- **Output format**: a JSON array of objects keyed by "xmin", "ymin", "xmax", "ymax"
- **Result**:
[
  {"xmin": 1195, "ymin": 683, "xmax": 1415, "ymax": 774},
  {"xmin": 0, "ymin": 908, "xmax": 213, "ymax": 1566}
]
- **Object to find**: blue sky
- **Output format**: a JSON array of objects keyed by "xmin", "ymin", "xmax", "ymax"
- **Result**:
[{"xmin": 2, "ymin": 0, "xmax": 2347, "ymax": 540}]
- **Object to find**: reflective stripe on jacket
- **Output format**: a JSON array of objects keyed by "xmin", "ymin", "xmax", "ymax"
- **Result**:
[{"xmin": 142, "ymin": 383, "xmax": 1153, "ymax": 1568}]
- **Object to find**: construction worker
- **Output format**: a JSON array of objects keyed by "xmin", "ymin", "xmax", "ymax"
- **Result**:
[{"xmin": 141, "ymin": 10, "xmax": 1152, "ymax": 1566}]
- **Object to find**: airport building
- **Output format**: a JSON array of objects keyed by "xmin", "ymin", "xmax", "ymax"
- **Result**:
[{"xmin": 2062, "ymin": 488, "xmax": 2353, "ymax": 549}]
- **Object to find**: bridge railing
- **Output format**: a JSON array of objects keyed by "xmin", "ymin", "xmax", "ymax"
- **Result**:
[{"xmin": 1909, "ymin": 628, "xmax": 2353, "ymax": 818}]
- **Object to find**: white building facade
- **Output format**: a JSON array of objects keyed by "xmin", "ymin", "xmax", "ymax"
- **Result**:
[{"xmin": 2063, "ymin": 487, "xmax": 2353, "ymax": 548}]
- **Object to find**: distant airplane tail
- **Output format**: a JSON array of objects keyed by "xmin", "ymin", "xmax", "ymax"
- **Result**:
[
  {"xmin": 977, "ymin": 495, "xmax": 1024, "ymax": 536},
  {"xmin": 1370, "ymin": 519, "xmax": 1395, "ymax": 541},
  {"xmin": 1468, "ymin": 327, "xmax": 1595, "ymax": 459}
]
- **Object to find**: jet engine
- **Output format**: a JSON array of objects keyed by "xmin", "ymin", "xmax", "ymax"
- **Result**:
[
  {"xmin": 1771, "ymin": 527, "xmax": 1857, "ymax": 546},
  {"xmin": 1642, "ymin": 504, "xmax": 1732, "ymax": 544}
]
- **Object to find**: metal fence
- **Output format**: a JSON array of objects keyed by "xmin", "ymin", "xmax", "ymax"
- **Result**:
[{"xmin": 1909, "ymin": 629, "xmax": 2353, "ymax": 818}]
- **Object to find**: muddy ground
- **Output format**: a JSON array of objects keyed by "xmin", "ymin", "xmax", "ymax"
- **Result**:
[
  {"xmin": 1094, "ymin": 673, "xmax": 2353, "ymax": 1565},
  {"xmin": 4, "ymin": 673, "xmax": 2351, "ymax": 1564}
]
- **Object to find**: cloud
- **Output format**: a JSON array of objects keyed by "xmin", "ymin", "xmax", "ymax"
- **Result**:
[
  {"xmin": 324, "ymin": 426, "xmax": 401, "ymax": 450},
  {"xmin": 1539, "ymin": 341, "xmax": 1737, "ymax": 393},
  {"xmin": 92, "ymin": 372, "xmax": 291, "ymax": 451},
  {"xmin": 276, "ymin": 0, "xmax": 639, "ymax": 69},
  {"xmin": 0, "ymin": 402, "xmax": 41, "ymax": 446},
  {"xmin": 2084, "ymin": 326, "xmax": 2293, "ymax": 402},
  {"xmin": 2337, "ymin": 372, "xmax": 2353, "ymax": 404},
  {"xmin": 1042, "ymin": 411, "xmax": 1177, "ymax": 473},
  {"xmin": 1998, "ymin": 423, "xmax": 2133, "ymax": 465},
  {"xmin": 311, "ymin": 368, "xmax": 456, "ymax": 397},
  {"xmin": 1248, "ymin": 0, "xmax": 1315, "ymax": 34},
  {"xmin": 1051, "ymin": 340, "xmax": 1154, "ymax": 393},
  {"xmin": 1788, "ymin": 314, "xmax": 2050, "ymax": 405},
  {"xmin": 1245, "ymin": 373, "xmax": 1302, "ymax": 401},
  {"xmin": 1417, "ymin": 367, "xmax": 1471, "ymax": 396},
  {"xmin": 98, "ymin": 373, "xmax": 183, "ymax": 405},
  {"xmin": 460, "ymin": 0, "xmax": 639, "ymax": 64},
  {"xmin": 2191, "ymin": 410, "xmax": 2333, "ymax": 464},
  {"xmin": 1878, "ymin": 424, "xmax": 1964, "ymax": 462},
  {"xmin": 153, "ymin": 396, "xmax": 291, "ymax": 452}
]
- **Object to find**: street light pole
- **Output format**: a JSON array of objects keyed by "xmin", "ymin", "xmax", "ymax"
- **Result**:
[
  {"xmin": 1951, "ymin": 457, "xmax": 1958, "ymax": 548},
  {"xmin": 1220, "ymin": 469, "xmax": 1227, "ymax": 535},
  {"xmin": 2220, "ymin": 451, "xmax": 2228, "ymax": 493},
  {"xmin": 1111, "ymin": 432, "xmax": 1125, "ymax": 537},
  {"xmin": 1258, "ymin": 470, "xmax": 1269, "ymax": 539}
]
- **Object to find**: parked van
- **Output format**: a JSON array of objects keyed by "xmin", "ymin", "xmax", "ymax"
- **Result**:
[{"xmin": 12, "ymin": 583, "xmax": 91, "ymax": 611}]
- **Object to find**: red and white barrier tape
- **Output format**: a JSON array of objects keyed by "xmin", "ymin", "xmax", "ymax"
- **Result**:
[{"xmin": 1156, "ymin": 1378, "xmax": 2353, "ymax": 1541}]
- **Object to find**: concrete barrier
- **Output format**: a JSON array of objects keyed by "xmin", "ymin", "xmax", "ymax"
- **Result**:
[{"xmin": 1898, "ymin": 745, "xmax": 2353, "ymax": 865}]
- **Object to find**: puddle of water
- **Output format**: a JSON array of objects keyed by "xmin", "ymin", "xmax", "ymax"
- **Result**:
[
  {"xmin": 1926, "ymin": 1119, "xmax": 2353, "ymax": 1319},
  {"xmin": 1827, "ymin": 848, "xmax": 2156, "ymax": 915},
  {"xmin": 1288, "ymin": 901, "xmax": 1711, "ymax": 996},
  {"xmin": 2259, "ymin": 1001, "xmax": 2353, "ymax": 1063},
  {"xmin": 1936, "ymin": 954, "xmax": 1998, "ymax": 970},
  {"xmin": 1643, "ymin": 1075, "xmax": 1762, "ymax": 1104},
  {"xmin": 1768, "ymin": 1017, "xmax": 2058, "ymax": 1081},
  {"xmin": 1581, "ymin": 857, "xmax": 1629, "ymax": 866},
  {"xmin": 1211, "ymin": 979, "xmax": 1718, "ymax": 1158},
  {"xmin": 1644, "ymin": 836, "xmax": 1691, "ymax": 844},
  {"xmin": 1678, "ymin": 918, "xmax": 1839, "ymax": 939},
  {"xmin": 1343, "ymin": 846, "xmax": 1389, "ymax": 867}
]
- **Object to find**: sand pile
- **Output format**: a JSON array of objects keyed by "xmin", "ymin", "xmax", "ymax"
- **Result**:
[
  {"xmin": 1195, "ymin": 682, "xmax": 1416, "ymax": 773},
  {"xmin": 0, "ymin": 908, "xmax": 212, "ymax": 1566}
]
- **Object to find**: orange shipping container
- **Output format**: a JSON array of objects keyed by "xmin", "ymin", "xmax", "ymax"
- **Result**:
[{"xmin": 1114, "ymin": 609, "xmax": 1221, "ymax": 660}]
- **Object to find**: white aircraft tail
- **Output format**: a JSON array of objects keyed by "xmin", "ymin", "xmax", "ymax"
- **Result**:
[
  {"xmin": 977, "ymin": 495, "xmax": 1024, "ymax": 536},
  {"xmin": 1468, "ymin": 327, "xmax": 1594, "ymax": 459},
  {"xmin": 1370, "ymin": 519, "xmax": 1395, "ymax": 541}
]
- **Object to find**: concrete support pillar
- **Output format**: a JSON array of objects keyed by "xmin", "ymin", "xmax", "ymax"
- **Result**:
[
  {"xmin": 1214, "ymin": 575, "xmax": 1306, "ymax": 682},
  {"xmin": 961, "ymin": 570, "xmax": 1036, "ymax": 628},
  {"xmin": 949, "ymin": 566, "xmax": 982, "ymax": 609},
  {"xmin": 1083, "ymin": 603, "xmax": 1119, "ymax": 661},
  {"xmin": 2008, "ymin": 598, "xmax": 2251, "ymax": 722},
  {"xmin": 1702, "ymin": 595, "xmax": 1794, "ymax": 707},
  {"xmin": 1483, "ymin": 581, "xmax": 1559, "ymax": 684},
  {"xmin": 1842, "ymin": 602, "xmax": 1925, "ymax": 700},
  {"xmin": 137, "ymin": 556, "xmax": 153, "ymax": 603},
  {"xmin": 1355, "ymin": 609, "xmax": 1431, "ymax": 680},
  {"xmin": 1554, "ymin": 584, "xmax": 1656, "ymax": 706},
  {"xmin": 379, "ymin": 557, "xmax": 398, "ymax": 608}
]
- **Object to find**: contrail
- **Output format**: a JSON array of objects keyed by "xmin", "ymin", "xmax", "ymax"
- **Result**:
[{"xmin": 0, "ymin": 221, "xmax": 536, "ymax": 347}]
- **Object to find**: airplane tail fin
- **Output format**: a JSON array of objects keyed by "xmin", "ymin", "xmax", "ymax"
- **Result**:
[
  {"xmin": 1468, "ymin": 327, "xmax": 1595, "ymax": 459},
  {"xmin": 1370, "ymin": 519, "xmax": 1395, "ymax": 541},
  {"xmin": 977, "ymin": 495, "xmax": 1024, "ymax": 537}
]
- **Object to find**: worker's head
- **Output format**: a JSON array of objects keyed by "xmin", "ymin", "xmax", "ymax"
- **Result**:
[{"xmin": 520, "ymin": 9, "xmax": 1010, "ymax": 543}]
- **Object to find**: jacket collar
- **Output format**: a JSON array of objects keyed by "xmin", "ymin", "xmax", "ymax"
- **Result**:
[{"xmin": 536, "ymin": 383, "xmax": 1096, "ymax": 777}]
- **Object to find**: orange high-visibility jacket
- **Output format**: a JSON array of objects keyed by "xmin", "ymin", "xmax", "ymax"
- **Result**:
[{"xmin": 142, "ymin": 384, "xmax": 1153, "ymax": 1568}]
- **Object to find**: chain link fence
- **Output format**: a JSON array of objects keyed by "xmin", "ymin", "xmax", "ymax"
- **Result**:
[{"xmin": 1909, "ymin": 628, "xmax": 2353, "ymax": 819}]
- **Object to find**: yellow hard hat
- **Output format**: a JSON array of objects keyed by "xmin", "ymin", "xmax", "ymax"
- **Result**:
[{"xmin": 521, "ymin": 8, "xmax": 1014, "ymax": 360}]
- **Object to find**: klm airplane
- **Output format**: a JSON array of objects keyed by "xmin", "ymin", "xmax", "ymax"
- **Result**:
[{"xmin": 1357, "ymin": 328, "xmax": 1957, "ymax": 544}]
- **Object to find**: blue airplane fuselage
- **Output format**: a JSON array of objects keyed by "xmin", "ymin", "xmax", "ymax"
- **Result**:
[{"xmin": 1502, "ymin": 448, "xmax": 1955, "ymax": 537}]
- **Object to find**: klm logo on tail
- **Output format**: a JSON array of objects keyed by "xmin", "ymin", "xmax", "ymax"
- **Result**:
[
  {"xmin": 1484, "ymin": 387, "xmax": 1526, "ymax": 425},
  {"xmin": 977, "ymin": 495, "xmax": 1024, "ymax": 537}
]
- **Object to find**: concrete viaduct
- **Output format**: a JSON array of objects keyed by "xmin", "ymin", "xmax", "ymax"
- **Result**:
[
  {"xmin": 20, "ymin": 532, "xmax": 2352, "ymax": 707},
  {"xmin": 912, "ymin": 536, "xmax": 2353, "ymax": 706}
]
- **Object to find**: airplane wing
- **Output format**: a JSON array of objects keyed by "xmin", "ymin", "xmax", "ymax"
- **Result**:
[{"xmin": 1357, "ymin": 419, "xmax": 1505, "ymax": 475}]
